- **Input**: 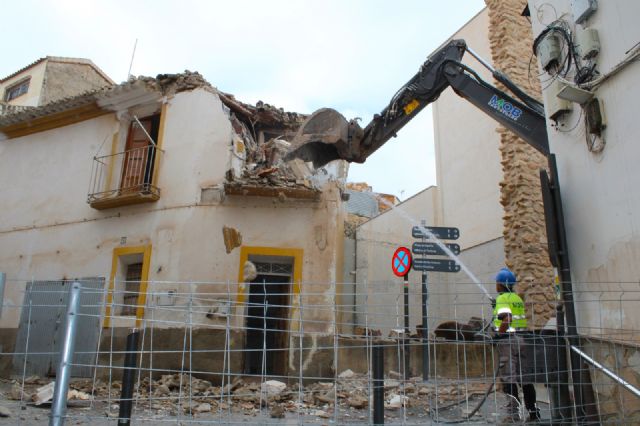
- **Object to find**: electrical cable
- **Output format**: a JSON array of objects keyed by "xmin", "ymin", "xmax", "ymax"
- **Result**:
[{"xmin": 533, "ymin": 20, "xmax": 599, "ymax": 86}]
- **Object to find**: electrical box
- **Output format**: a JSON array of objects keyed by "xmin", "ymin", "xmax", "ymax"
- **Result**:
[
  {"xmin": 572, "ymin": 0, "xmax": 597, "ymax": 25},
  {"xmin": 585, "ymin": 97, "xmax": 605, "ymax": 135},
  {"xmin": 538, "ymin": 34, "xmax": 562, "ymax": 71},
  {"xmin": 576, "ymin": 27, "xmax": 600, "ymax": 59},
  {"xmin": 547, "ymin": 80, "xmax": 573, "ymax": 121},
  {"xmin": 156, "ymin": 289, "xmax": 177, "ymax": 306},
  {"xmin": 557, "ymin": 83, "xmax": 593, "ymax": 105}
]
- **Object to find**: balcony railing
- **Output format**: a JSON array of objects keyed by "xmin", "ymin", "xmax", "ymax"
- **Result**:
[
  {"xmin": 88, "ymin": 145, "xmax": 163, "ymax": 210},
  {"xmin": 0, "ymin": 101, "xmax": 34, "ymax": 116}
]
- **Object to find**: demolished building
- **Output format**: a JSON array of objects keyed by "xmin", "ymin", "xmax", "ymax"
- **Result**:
[{"xmin": 0, "ymin": 68, "xmax": 348, "ymax": 380}]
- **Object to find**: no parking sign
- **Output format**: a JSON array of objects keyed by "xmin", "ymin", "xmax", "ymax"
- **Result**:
[{"xmin": 391, "ymin": 246, "xmax": 412, "ymax": 278}]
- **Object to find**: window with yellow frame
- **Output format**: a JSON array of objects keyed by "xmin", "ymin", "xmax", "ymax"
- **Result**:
[{"xmin": 104, "ymin": 245, "xmax": 152, "ymax": 327}]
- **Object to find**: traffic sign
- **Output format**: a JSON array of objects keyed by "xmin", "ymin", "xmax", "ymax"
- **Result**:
[
  {"xmin": 391, "ymin": 247, "xmax": 412, "ymax": 277},
  {"xmin": 412, "ymin": 226, "xmax": 459, "ymax": 240},
  {"xmin": 412, "ymin": 242, "xmax": 461, "ymax": 256},
  {"xmin": 413, "ymin": 258, "xmax": 460, "ymax": 273}
]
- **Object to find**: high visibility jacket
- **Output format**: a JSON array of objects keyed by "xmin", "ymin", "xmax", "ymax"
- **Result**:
[{"xmin": 493, "ymin": 292, "xmax": 527, "ymax": 332}]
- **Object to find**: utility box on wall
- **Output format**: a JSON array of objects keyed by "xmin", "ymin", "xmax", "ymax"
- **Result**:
[{"xmin": 572, "ymin": 0, "xmax": 597, "ymax": 25}]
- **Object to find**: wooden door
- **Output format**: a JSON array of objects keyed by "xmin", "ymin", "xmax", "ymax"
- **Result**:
[{"xmin": 120, "ymin": 117, "xmax": 155, "ymax": 192}]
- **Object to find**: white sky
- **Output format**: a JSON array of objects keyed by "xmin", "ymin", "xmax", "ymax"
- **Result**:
[{"xmin": 1, "ymin": 0, "xmax": 485, "ymax": 200}]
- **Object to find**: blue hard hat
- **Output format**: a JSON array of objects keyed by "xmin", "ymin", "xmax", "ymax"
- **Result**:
[{"xmin": 495, "ymin": 267, "xmax": 517, "ymax": 286}]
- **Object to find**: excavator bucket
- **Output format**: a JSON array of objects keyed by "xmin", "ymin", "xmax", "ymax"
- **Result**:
[{"xmin": 285, "ymin": 108, "xmax": 363, "ymax": 168}]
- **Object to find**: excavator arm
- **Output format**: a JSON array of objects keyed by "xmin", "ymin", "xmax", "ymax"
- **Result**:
[{"xmin": 286, "ymin": 39, "xmax": 548, "ymax": 167}]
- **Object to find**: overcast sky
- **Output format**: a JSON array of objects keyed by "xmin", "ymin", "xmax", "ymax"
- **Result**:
[{"xmin": 2, "ymin": 0, "xmax": 485, "ymax": 199}]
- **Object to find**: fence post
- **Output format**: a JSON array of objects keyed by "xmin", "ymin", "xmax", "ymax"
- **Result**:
[
  {"xmin": 0, "ymin": 272, "xmax": 5, "ymax": 318},
  {"xmin": 118, "ymin": 328, "xmax": 140, "ymax": 425},
  {"xmin": 372, "ymin": 342, "xmax": 384, "ymax": 425},
  {"xmin": 50, "ymin": 281, "xmax": 82, "ymax": 426}
]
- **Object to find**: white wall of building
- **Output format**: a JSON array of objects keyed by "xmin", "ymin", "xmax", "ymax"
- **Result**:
[
  {"xmin": 355, "ymin": 187, "xmax": 439, "ymax": 332},
  {"xmin": 433, "ymin": 8, "xmax": 504, "ymax": 250},
  {"xmin": 529, "ymin": 0, "xmax": 640, "ymax": 337}
]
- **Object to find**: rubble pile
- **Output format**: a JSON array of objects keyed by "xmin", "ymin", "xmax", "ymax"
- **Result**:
[{"xmin": 2, "ymin": 372, "xmax": 492, "ymax": 420}]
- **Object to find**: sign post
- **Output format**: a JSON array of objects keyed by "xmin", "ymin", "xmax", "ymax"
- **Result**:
[
  {"xmin": 412, "ymin": 224, "xmax": 461, "ymax": 381},
  {"xmin": 392, "ymin": 247, "xmax": 412, "ymax": 380}
]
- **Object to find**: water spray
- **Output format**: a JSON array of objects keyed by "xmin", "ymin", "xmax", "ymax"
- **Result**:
[{"xmin": 377, "ymin": 197, "xmax": 492, "ymax": 299}]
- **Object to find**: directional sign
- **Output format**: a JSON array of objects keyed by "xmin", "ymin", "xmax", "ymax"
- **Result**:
[
  {"xmin": 412, "ymin": 226, "xmax": 460, "ymax": 240},
  {"xmin": 391, "ymin": 247, "xmax": 412, "ymax": 277},
  {"xmin": 412, "ymin": 242, "xmax": 461, "ymax": 256},
  {"xmin": 413, "ymin": 258, "xmax": 460, "ymax": 273}
]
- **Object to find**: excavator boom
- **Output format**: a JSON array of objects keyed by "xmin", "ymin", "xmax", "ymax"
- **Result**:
[{"xmin": 286, "ymin": 39, "xmax": 548, "ymax": 167}]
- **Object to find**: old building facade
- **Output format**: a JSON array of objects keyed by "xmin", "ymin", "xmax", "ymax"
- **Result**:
[{"xmin": 0, "ymin": 70, "xmax": 346, "ymax": 379}]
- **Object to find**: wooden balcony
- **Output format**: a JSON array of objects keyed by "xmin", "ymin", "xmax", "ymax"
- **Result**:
[{"xmin": 88, "ymin": 145, "xmax": 162, "ymax": 210}]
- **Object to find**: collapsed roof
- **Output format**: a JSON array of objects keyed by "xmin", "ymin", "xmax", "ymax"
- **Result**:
[{"xmin": 0, "ymin": 71, "xmax": 343, "ymax": 197}]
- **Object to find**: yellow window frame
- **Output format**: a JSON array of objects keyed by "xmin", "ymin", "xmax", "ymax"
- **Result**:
[
  {"xmin": 236, "ymin": 246, "xmax": 303, "ymax": 305},
  {"xmin": 104, "ymin": 244, "xmax": 152, "ymax": 328}
]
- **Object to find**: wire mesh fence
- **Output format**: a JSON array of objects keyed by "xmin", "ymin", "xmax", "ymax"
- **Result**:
[{"xmin": 1, "ymin": 278, "xmax": 640, "ymax": 424}]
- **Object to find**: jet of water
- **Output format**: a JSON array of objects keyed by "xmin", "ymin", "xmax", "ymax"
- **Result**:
[{"xmin": 376, "ymin": 197, "xmax": 492, "ymax": 299}]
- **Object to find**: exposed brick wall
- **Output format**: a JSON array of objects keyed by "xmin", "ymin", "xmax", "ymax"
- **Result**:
[{"xmin": 485, "ymin": 0, "xmax": 555, "ymax": 328}]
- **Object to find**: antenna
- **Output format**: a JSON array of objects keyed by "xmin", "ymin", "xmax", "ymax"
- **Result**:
[{"xmin": 127, "ymin": 38, "xmax": 138, "ymax": 80}]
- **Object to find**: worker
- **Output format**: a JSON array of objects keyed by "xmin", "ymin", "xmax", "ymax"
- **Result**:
[{"xmin": 493, "ymin": 267, "xmax": 541, "ymax": 422}]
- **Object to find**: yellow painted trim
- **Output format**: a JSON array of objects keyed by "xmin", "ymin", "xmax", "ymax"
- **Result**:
[
  {"xmin": 0, "ymin": 103, "xmax": 110, "ymax": 139},
  {"xmin": 236, "ymin": 246, "xmax": 303, "ymax": 305},
  {"xmin": 151, "ymin": 103, "xmax": 167, "ymax": 187},
  {"xmin": 104, "ymin": 244, "xmax": 152, "ymax": 328},
  {"xmin": 104, "ymin": 131, "xmax": 119, "ymax": 193}
]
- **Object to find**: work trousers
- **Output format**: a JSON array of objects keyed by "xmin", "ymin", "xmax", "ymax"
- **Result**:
[{"xmin": 497, "ymin": 333, "xmax": 537, "ymax": 411}]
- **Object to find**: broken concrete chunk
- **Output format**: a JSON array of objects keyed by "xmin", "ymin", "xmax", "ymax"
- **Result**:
[
  {"xmin": 270, "ymin": 404, "xmax": 285, "ymax": 418},
  {"xmin": 383, "ymin": 379, "xmax": 400, "ymax": 390},
  {"xmin": 32, "ymin": 382, "xmax": 55, "ymax": 406},
  {"xmin": 261, "ymin": 380, "xmax": 287, "ymax": 397},
  {"xmin": 338, "ymin": 369, "xmax": 355, "ymax": 379},
  {"xmin": 0, "ymin": 406, "xmax": 11, "ymax": 418},
  {"xmin": 8, "ymin": 385, "xmax": 26, "ymax": 401},
  {"xmin": 194, "ymin": 402, "xmax": 211, "ymax": 413},
  {"xmin": 348, "ymin": 395, "xmax": 368, "ymax": 409},
  {"xmin": 314, "ymin": 409, "xmax": 330, "ymax": 418},
  {"xmin": 222, "ymin": 226, "xmax": 242, "ymax": 254},
  {"xmin": 386, "ymin": 394, "xmax": 408, "ymax": 409},
  {"xmin": 67, "ymin": 389, "xmax": 91, "ymax": 401}
]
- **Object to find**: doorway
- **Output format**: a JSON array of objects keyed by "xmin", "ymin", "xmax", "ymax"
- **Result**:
[
  {"xmin": 243, "ymin": 259, "xmax": 292, "ymax": 377},
  {"xmin": 120, "ymin": 114, "xmax": 159, "ymax": 193}
]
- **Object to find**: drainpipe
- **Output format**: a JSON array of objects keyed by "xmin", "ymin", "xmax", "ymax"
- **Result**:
[{"xmin": 542, "ymin": 155, "xmax": 599, "ymax": 423}]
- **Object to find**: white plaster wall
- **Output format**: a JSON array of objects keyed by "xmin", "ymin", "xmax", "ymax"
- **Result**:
[
  {"xmin": 529, "ymin": 0, "xmax": 640, "ymax": 337},
  {"xmin": 0, "ymin": 88, "xmax": 343, "ymax": 332},
  {"xmin": 355, "ymin": 187, "xmax": 441, "ymax": 333},
  {"xmin": 0, "ymin": 61, "xmax": 47, "ymax": 106},
  {"xmin": 432, "ymin": 8, "xmax": 504, "ymax": 250}
]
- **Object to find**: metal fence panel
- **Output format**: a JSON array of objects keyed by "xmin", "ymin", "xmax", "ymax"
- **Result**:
[
  {"xmin": 13, "ymin": 280, "xmax": 66, "ymax": 378},
  {"xmin": 13, "ymin": 279, "xmax": 104, "ymax": 378}
]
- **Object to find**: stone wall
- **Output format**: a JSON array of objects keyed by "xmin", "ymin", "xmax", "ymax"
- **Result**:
[
  {"xmin": 485, "ymin": 0, "xmax": 555, "ymax": 328},
  {"xmin": 40, "ymin": 61, "xmax": 112, "ymax": 105}
]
